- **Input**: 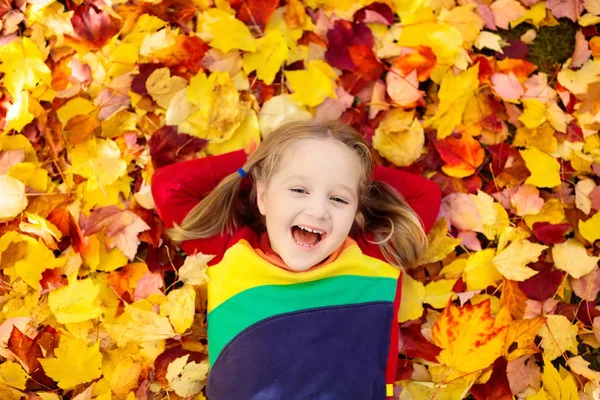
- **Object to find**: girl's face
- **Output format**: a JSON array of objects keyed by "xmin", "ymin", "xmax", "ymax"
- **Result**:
[{"xmin": 256, "ymin": 138, "xmax": 363, "ymax": 271}]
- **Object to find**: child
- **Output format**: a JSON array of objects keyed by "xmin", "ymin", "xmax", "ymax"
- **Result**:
[{"xmin": 151, "ymin": 120, "xmax": 441, "ymax": 400}]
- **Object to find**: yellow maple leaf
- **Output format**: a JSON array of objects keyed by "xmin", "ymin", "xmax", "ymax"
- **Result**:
[
  {"xmin": 178, "ymin": 253, "xmax": 214, "ymax": 286},
  {"xmin": 9, "ymin": 162, "xmax": 51, "ymax": 193},
  {"xmin": 464, "ymin": 249, "xmax": 503, "ymax": 290},
  {"xmin": 205, "ymin": 111, "xmax": 261, "ymax": 155},
  {"xmin": 104, "ymin": 305, "xmax": 177, "ymax": 347},
  {"xmin": 160, "ymin": 285, "xmax": 196, "ymax": 334},
  {"xmin": 198, "ymin": 9, "xmax": 256, "ymax": 53},
  {"xmin": 146, "ymin": 68, "xmax": 188, "ymax": 109},
  {"xmin": 418, "ymin": 218, "xmax": 461, "ymax": 265},
  {"xmin": 242, "ymin": 30, "xmax": 289, "ymax": 85},
  {"xmin": 492, "ymin": 239, "xmax": 547, "ymax": 281},
  {"xmin": 438, "ymin": 4, "xmax": 483, "ymax": 47},
  {"xmin": 39, "ymin": 336, "xmax": 102, "ymax": 389},
  {"xmin": 513, "ymin": 123, "xmax": 558, "ymax": 154},
  {"xmin": 0, "ymin": 360, "xmax": 28, "ymax": 390},
  {"xmin": 538, "ymin": 315, "xmax": 579, "ymax": 361},
  {"xmin": 552, "ymin": 238, "xmax": 599, "ymax": 278},
  {"xmin": 166, "ymin": 354, "xmax": 209, "ymax": 398},
  {"xmin": 520, "ymin": 147, "xmax": 562, "ymax": 188},
  {"xmin": 519, "ymin": 99, "xmax": 547, "ymax": 128},
  {"xmin": 423, "ymin": 279, "xmax": 457, "ymax": 309},
  {"xmin": 68, "ymin": 138, "xmax": 128, "ymax": 190},
  {"xmin": 56, "ymin": 98, "xmax": 97, "ymax": 127},
  {"xmin": 540, "ymin": 354, "xmax": 579, "ymax": 399},
  {"xmin": 0, "ymin": 37, "xmax": 51, "ymax": 98},
  {"xmin": 3, "ymin": 91, "xmax": 34, "ymax": 134},
  {"xmin": 470, "ymin": 190, "xmax": 510, "ymax": 241},
  {"xmin": 13, "ymin": 236, "xmax": 66, "ymax": 289},
  {"xmin": 524, "ymin": 198, "xmax": 566, "ymax": 229},
  {"xmin": 372, "ymin": 108, "xmax": 425, "ymax": 167},
  {"xmin": 579, "ymin": 212, "xmax": 600, "ymax": 243},
  {"xmin": 83, "ymin": 232, "xmax": 129, "ymax": 272},
  {"xmin": 432, "ymin": 300, "xmax": 508, "ymax": 373},
  {"xmin": 284, "ymin": 60, "xmax": 337, "ymax": 107},
  {"xmin": 48, "ymin": 278, "xmax": 103, "ymax": 324},
  {"xmin": 397, "ymin": 20, "xmax": 463, "ymax": 66},
  {"xmin": 102, "ymin": 347, "xmax": 143, "ymax": 396},
  {"xmin": 398, "ymin": 273, "xmax": 425, "ymax": 323},
  {"xmin": 424, "ymin": 64, "xmax": 480, "ymax": 139}
]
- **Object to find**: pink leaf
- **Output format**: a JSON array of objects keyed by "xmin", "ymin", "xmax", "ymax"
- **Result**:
[
  {"xmin": 510, "ymin": 184, "xmax": 544, "ymax": 216},
  {"xmin": 369, "ymin": 79, "xmax": 389, "ymax": 119},
  {"xmin": 571, "ymin": 268, "xmax": 600, "ymax": 301},
  {"xmin": 507, "ymin": 356, "xmax": 541, "ymax": 395},
  {"xmin": 439, "ymin": 193, "xmax": 483, "ymax": 232},
  {"xmin": 0, "ymin": 149, "xmax": 25, "ymax": 175},
  {"xmin": 523, "ymin": 298, "xmax": 559, "ymax": 318},
  {"xmin": 386, "ymin": 68, "xmax": 422, "ymax": 107},
  {"xmin": 546, "ymin": 0, "xmax": 583, "ymax": 21},
  {"xmin": 523, "ymin": 73, "xmax": 556, "ymax": 103},
  {"xmin": 571, "ymin": 30, "xmax": 591, "ymax": 68},
  {"xmin": 490, "ymin": 0, "xmax": 526, "ymax": 29},
  {"xmin": 315, "ymin": 86, "xmax": 354, "ymax": 122},
  {"xmin": 134, "ymin": 272, "xmax": 164, "ymax": 301},
  {"xmin": 491, "ymin": 72, "xmax": 524, "ymax": 101},
  {"xmin": 590, "ymin": 185, "xmax": 600, "ymax": 210},
  {"xmin": 458, "ymin": 230, "xmax": 482, "ymax": 251},
  {"xmin": 476, "ymin": 4, "xmax": 497, "ymax": 30}
]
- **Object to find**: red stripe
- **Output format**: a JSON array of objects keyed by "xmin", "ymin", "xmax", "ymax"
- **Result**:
[{"xmin": 385, "ymin": 271, "xmax": 402, "ymax": 399}]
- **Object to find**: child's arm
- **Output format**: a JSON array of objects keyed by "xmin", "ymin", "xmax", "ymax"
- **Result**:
[
  {"xmin": 373, "ymin": 164, "xmax": 442, "ymax": 235},
  {"xmin": 151, "ymin": 150, "xmax": 248, "ymax": 230}
]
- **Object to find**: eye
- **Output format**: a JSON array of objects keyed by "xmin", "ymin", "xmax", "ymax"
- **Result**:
[
  {"xmin": 331, "ymin": 197, "xmax": 349, "ymax": 204},
  {"xmin": 290, "ymin": 188, "xmax": 307, "ymax": 194}
]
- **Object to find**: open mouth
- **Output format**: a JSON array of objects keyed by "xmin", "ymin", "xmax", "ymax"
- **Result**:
[{"xmin": 290, "ymin": 225, "xmax": 327, "ymax": 248}]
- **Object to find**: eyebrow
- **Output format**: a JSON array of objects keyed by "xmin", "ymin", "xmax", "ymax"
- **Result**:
[{"xmin": 285, "ymin": 175, "xmax": 357, "ymax": 199}]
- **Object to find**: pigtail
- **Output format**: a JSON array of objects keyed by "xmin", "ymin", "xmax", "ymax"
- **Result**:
[
  {"xmin": 166, "ymin": 169, "xmax": 250, "ymax": 243},
  {"xmin": 357, "ymin": 181, "xmax": 428, "ymax": 269}
]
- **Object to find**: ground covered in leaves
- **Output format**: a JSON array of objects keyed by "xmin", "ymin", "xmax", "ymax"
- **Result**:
[{"xmin": 0, "ymin": 0, "xmax": 600, "ymax": 398}]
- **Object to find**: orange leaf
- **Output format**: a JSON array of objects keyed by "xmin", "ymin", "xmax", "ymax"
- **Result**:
[
  {"xmin": 152, "ymin": 36, "xmax": 210, "ymax": 76},
  {"xmin": 500, "ymin": 278, "xmax": 527, "ymax": 320},
  {"xmin": 434, "ymin": 133, "xmax": 485, "ymax": 178},
  {"xmin": 348, "ymin": 44, "xmax": 384, "ymax": 81},
  {"xmin": 496, "ymin": 59, "xmax": 537, "ymax": 80},
  {"xmin": 391, "ymin": 46, "xmax": 437, "ymax": 82},
  {"xmin": 229, "ymin": 0, "xmax": 278, "ymax": 29},
  {"xmin": 503, "ymin": 316, "xmax": 546, "ymax": 361},
  {"xmin": 432, "ymin": 300, "xmax": 508, "ymax": 373}
]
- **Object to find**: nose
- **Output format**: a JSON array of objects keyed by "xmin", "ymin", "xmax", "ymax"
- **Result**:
[{"xmin": 304, "ymin": 195, "xmax": 329, "ymax": 219}]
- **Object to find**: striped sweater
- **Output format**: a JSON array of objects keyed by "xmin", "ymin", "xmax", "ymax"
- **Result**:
[{"xmin": 206, "ymin": 236, "xmax": 400, "ymax": 399}]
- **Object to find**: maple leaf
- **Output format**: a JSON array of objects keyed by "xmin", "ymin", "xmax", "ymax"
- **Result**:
[
  {"xmin": 166, "ymin": 354, "xmax": 209, "ymax": 397},
  {"xmin": 66, "ymin": 4, "xmax": 119, "ymax": 51},
  {"xmin": 434, "ymin": 133, "xmax": 485, "ymax": 178},
  {"xmin": 470, "ymin": 357, "xmax": 513, "ymax": 400},
  {"xmin": 432, "ymin": 300, "xmax": 508, "ymax": 374},
  {"xmin": 39, "ymin": 336, "xmax": 102, "ymax": 390},
  {"xmin": 83, "ymin": 206, "xmax": 150, "ymax": 260},
  {"xmin": 7, "ymin": 326, "xmax": 43, "ymax": 374}
]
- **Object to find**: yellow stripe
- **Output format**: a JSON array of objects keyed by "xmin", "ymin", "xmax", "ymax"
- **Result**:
[
  {"xmin": 386, "ymin": 384, "xmax": 394, "ymax": 396},
  {"xmin": 207, "ymin": 240, "xmax": 400, "ymax": 312}
]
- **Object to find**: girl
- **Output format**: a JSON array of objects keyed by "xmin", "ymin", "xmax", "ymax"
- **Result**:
[{"xmin": 151, "ymin": 120, "xmax": 441, "ymax": 400}]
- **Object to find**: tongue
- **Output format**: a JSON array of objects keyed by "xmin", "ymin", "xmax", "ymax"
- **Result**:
[{"xmin": 292, "ymin": 226, "xmax": 319, "ymax": 245}]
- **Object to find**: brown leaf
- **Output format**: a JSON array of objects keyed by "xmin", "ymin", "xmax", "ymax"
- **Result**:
[{"xmin": 7, "ymin": 326, "xmax": 43, "ymax": 374}]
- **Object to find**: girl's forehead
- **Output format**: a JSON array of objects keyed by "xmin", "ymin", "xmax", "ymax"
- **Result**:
[{"xmin": 271, "ymin": 139, "xmax": 363, "ymax": 186}]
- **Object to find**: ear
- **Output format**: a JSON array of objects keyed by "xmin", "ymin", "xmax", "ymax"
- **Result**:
[{"xmin": 256, "ymin": 179, "xmax": 267, "ymax": 216}]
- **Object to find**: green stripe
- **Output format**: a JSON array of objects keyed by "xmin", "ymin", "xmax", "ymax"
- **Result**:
[{"xmin": 207, "ymin": 275, "xmax": 397, "ymax": 365}]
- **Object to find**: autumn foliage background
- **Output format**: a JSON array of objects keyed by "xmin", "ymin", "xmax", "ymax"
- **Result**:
[{"xmin": 1, "ymin": 0, "xmax": 600, "ymax": 397}]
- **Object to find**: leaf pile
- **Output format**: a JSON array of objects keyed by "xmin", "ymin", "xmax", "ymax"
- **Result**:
[{"xmin": 0, "ymin": 0, "xmax": 600, "ymax": 398}]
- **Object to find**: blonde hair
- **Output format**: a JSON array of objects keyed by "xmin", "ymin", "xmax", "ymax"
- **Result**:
[{"xmin": 167, "ymin": 120, "xmax": 428, "ymax": 269}]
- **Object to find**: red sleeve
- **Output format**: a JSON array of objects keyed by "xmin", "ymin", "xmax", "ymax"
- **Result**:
[
  {"xmin": 373, "ymin": 164, "xmax": 442, "ymax": 235},
  {"xmin": 151, "ymin": 150, "xmax": 248, "ymax": 229}
]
